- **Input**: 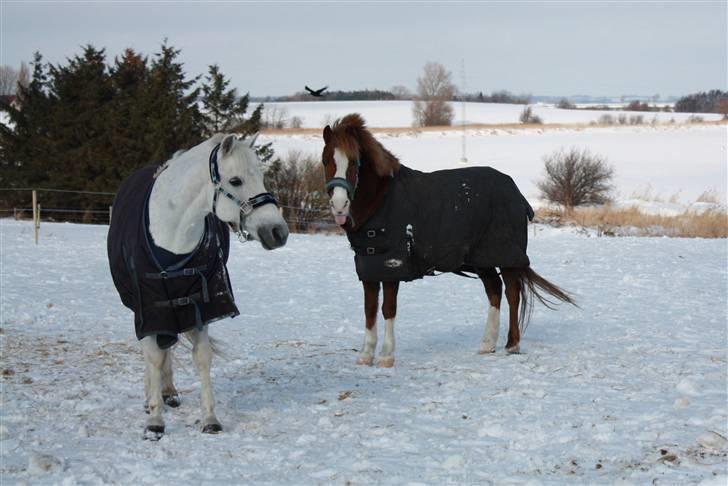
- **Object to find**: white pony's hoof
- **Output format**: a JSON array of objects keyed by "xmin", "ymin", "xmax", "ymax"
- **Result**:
[
  {"xmin": 478, "ymin": 342, "xmax": 496, "ymax": 354},
  {"xmin": 202, "ymin": 423, "xmax": 222, "ymax": 434},
  {"xmin": 506, "ymin": 345, "xmax": 521, "ymax": 354},
  {"xmin": 144, "ymin": 424, "xmax": 165, "ymax": 441},
  {"xmin": 356, "ymin": 356, "xmax": 374, "ymax": 366},
  {"xmin": 163, "ymin": 394, "xmax": 180, "ymax": 408},
  {"xmin": 376, "ymin": 356, "xmax": 395, "ymax": 368}
]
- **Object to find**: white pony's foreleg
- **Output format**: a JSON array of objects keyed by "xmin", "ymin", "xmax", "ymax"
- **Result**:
[
  {"xmin": 189, "ymin": 326, "xmax": 222, "ymax": 433},
  {"xmin": 161, "ymin": 348, "xmax": 180, "ymax": 407},
  {"xmin": 141, "ymin": 336, "xmax": 166, "ymax": 438}
]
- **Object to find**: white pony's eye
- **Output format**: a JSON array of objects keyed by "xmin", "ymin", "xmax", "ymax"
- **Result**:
[{"xmin": 229, "ymin": 177, "xmax": 243, "ymax": 187}]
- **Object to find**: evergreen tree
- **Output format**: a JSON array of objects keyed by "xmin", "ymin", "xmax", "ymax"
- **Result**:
[
  {"xmin": 201, "ymin": 64, "xmax": 240, "ymax": 134},
  {"xmin": 109, "ymin": 49, "xmax": 151, "ymax": 181},
  {"xmin": 200, "ymin": 64, "xmax": 273, "ymax": 162},
  {"xmin": 143, "ymin": 40, "xmax": 203, "ymax": 163},
  {"xmin": 0, "ymin": 52, "xmax": 54, "ymax": 207},
  {"xmin": 0, "ymin": 41, "xmax": 275, "ymax": 217},
  {"xmin": 46, "ymin": 45, "xmax": 115, "ymax": 196}
]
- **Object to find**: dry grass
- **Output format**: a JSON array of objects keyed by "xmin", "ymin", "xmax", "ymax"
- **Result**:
[{"xmin": 536, "ymin": 205, "xmax": 728, "ymax": 238}]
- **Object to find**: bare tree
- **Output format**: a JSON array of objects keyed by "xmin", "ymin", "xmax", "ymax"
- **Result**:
[
  {"xmin": 412, "ymin": 62, "xmax": 454, "ymax": 127},
  {"xmin": 17, "ymin": 62, "xmax": 30, "ymax": 90},
  {"xmin": 0, "ymin": 65, "xmax": 18, "ymax": 96},
  {"xmin": 537, "ymin": 148, "xmax": 614, "ymax": 208},
  {"xmin": 519, "ymin": 105, "xmax": 542, "ymax": 124},
  {"xmin": 262, "ymin": 105, "xmax": 288, "ymax": 129}
]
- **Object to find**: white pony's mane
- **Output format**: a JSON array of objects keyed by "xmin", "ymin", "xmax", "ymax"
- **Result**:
[{"xmin": 153, "ymin": 133, "xmax": 229, "ymax": 179}]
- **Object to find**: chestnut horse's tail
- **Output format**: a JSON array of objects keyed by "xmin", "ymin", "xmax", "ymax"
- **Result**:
[{"xmin": 516, "ymin": 267, "xmax": 577, "ymax": 332}]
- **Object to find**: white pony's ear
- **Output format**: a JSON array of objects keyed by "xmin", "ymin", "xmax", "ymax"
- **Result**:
[
  {"xmin": 247, "ymin": 132, "xmax": 259, "ymax": 148},
  {"xmin": 221, "ymin": 134, "xmax": 236, "ymax": 156}
]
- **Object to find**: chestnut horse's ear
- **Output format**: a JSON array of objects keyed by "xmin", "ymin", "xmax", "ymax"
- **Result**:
[{"xmin": 323, "ymin": 125, "xmax": 332, "ymax": 144}]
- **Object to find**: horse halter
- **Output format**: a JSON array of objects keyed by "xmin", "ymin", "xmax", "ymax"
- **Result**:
[
  {"xmin": 325, "ymin": 156, "xmax": 361, "ymax": 200},
  {"xmin": 208, "ymin": 143, "xmax": 278, "ymax": 241}
]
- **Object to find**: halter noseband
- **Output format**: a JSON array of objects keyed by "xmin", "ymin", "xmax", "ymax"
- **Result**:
[
  {"xmin": 325, "ymin": 157, "xmax": 361, "ymax": 200},
  {"xmin": 209, "ymin": 143, "xmax": 278, "ymax": 240}
]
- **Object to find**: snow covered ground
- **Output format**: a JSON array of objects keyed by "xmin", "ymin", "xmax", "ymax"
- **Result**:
[
  {"xmin": 1, "ymin": 220, "xmax": 726, "ymax": 484},
  {"xmin": 263, "ymin": 124, "xmax": 727, "ymax": 206},
  {"xmin": 261, "ymin": 101, "xmax": 723, "ymax": 128}
]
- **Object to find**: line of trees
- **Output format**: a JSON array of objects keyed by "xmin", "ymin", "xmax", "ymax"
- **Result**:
[
  {"xmin": 0, "ymin": 42, "xmax": 269, "ymax": 213},
  {"xmin": 674, "ymin": 90, "xmax": 728, "ymax": 115},
  {"xmin": 275, "ymin": 89, "xmax": 398, "ymax": 102}
]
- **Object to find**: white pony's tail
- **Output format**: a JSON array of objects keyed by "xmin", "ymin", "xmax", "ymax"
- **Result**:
[{"xmin": 181, "ymin": 331, "xmax": 227, "ymax": 360}]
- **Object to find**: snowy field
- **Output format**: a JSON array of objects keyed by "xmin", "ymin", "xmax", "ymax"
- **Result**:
[
  {"xmin": 263, "ymin": 124, "xmax": 727, "ymax": 207},
  {"xmin": 261, "ymin": 101, "xmax": 723, "ymax": 128},
  {"xmin": 1, "ymin": 220, "xmax": 726, "ymax": 484}
]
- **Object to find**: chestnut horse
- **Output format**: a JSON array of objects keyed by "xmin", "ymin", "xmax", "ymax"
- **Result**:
[{"xmin": 322, "ymin": 114, "xmax": 574, "ymax": 367}]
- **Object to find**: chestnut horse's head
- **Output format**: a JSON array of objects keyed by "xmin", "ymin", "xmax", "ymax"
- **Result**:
[{"xmin": 322, "ymin": 114, "xmax": 400, "ymax": 226}]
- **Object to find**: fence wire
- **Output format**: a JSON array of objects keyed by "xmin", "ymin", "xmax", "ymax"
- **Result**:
[{"xmin": 1, "ymin": 188, "xmax": 339, "ymax": 231}]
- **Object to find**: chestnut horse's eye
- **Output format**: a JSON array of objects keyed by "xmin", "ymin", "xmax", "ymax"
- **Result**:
[{"xmin": 229, "ymin": 177, "xmax": 243, "ymax": 187}]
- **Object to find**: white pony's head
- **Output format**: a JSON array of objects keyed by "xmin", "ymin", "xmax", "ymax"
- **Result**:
[{"xmin": 213, "ymin": 134, "xmax": 288, "ymax": 250}]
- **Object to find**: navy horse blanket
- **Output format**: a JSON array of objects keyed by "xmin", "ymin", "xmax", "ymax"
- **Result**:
[
  {"xmin": 107, "ymin": 166, "xmax": 239, "ymax": 349},
  {"xmin": 346, "ymin": 165, "xmax": 534, "ymax": 282}
]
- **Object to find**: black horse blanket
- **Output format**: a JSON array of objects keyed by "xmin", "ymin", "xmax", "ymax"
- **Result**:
[
  {"xmin": 346, "ymin": 165, "xmax": 534, "ymax": 282},
  {"xmin": 107, "ymin": 166, "xmax": 239, "ymax": 349}
]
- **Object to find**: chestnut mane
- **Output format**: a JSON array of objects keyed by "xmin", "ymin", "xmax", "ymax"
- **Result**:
[{"xmin": 330, "ymin": 114, "xmax": 401, "ymax": 177}]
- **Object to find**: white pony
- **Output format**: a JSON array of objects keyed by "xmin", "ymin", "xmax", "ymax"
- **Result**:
[{"xmin": 107, "ymin": 133, "xmax": 288, "ymax": 439}]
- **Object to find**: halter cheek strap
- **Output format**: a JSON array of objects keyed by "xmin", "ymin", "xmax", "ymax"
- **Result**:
[{"xmin": 208, "ymin": 143, "xmax": 279, "ymax": 236}]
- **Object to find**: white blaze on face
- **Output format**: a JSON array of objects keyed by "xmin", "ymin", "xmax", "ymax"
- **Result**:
[{"xmin": 330, "ymin": 148, "xmax": 350, "ymax": 225}]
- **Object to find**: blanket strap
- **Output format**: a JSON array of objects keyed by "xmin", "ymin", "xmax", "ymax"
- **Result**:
[
  {"xmin": 153, "ymin": 292, "xmax": 205, "ymax": 331},
  {"xmin": 145, "ymin": 264, "xmax": 210, "ymax": 329}
]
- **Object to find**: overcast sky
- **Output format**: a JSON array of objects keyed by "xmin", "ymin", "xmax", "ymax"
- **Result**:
[{"xmin": 2, "ymin": 1, "xmax": 726, "ymax": 98}]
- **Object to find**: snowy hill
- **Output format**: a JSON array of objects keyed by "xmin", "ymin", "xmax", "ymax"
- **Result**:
[
  {"xmin": 263, "ymin": 124, "xmax": 727, "ymax": 206},
  {"xmin": 1, "ymin": 220, "xmax": 726, "ymax": 483},
  {"xmin": 260, "ymin": 100, "xmax": 723, "ymax": 128}
]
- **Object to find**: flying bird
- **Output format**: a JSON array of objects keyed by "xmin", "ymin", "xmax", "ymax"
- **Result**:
[{"xmin": 305, "ymin": 85, "xmax": 328, "ymax": 97}]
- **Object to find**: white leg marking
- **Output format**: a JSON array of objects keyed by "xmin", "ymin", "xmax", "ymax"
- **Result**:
[
  {"xmin": 377, "ymin": 318, "xmax": 395, "ymax": 368},
  {"xmin": 141, "ymin": 337, "xmax": 165, "ymax": 431},
  {"xmin": 356, "ymin": 323, "xmax": 377, "ymax": 366},
  {"xmin": 479, "ymin": 305, "xmax": 500, "ymax": 354},
  {"xmin": 190, "ymin": 327, "xmax": 221, "ymax": 432}
]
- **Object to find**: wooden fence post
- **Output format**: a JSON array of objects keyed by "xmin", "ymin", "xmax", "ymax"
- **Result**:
[{"xmin": 32, "ymin": 190, "xmax": 39, "ymax": 245}]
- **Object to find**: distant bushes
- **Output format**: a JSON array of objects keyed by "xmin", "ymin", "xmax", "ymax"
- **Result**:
[
  {"xmin": 597, "ymin": 113, "xmax": 646, "ymax": 125},
  {"xmin": 519, "ymin": 105, "xmax": 542, "ymax": 124},
  {"xmin": 263, "ymin": 151, "xmax": 331, "ymax": 232},
  {"xmin": 537, "ymin": 148, "xmax": 614, "ymax": 208},
  {"xmin": 462, "ymin": 90, "xmax": 531, "ymax": 105},
  {"xmin": 556, "ymin": 98, "xmax": 575, "ymax": 109}
]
